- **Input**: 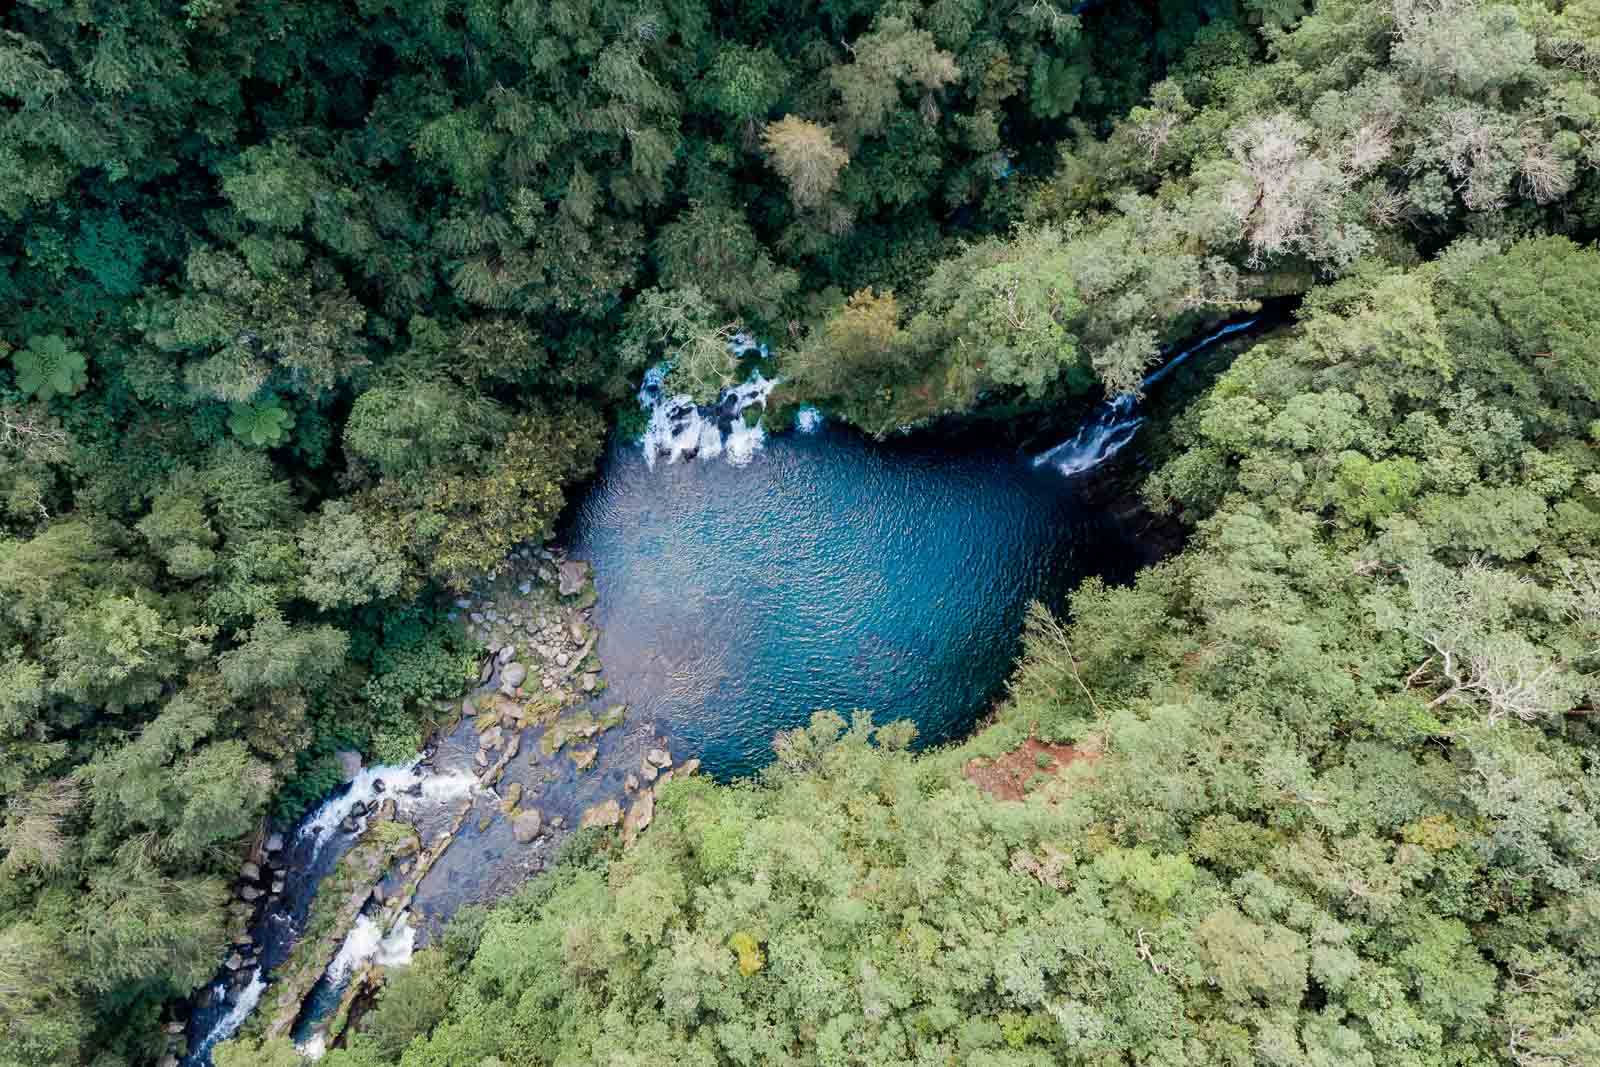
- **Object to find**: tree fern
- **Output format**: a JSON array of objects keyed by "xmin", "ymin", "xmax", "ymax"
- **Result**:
[{"xmin": 11, "ymin": 334, "xmax": 88, "ymax": 401}]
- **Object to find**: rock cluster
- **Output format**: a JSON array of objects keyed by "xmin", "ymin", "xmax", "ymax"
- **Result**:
[
  {"xmin": 447, "ymin": 544, "xmax": 598, "ymax": 662},
  {"xmin": 578, "ymin": 745, "xmax": 702, "ymax": 849}
]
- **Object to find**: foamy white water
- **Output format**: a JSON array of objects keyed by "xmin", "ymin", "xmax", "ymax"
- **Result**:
[
  {"xmin": 796, "ymin": 406, "xmax": 823, "ymax": 433},
  {"xmin": 1033, "ymin": 395, "xmax": 1143, "ymax": 476},
  {"xmin": 636, "ymin": 335, "xmax": 781, "ymax": 468},
  {"xmin": 294, "ymin": 914, "xmax": 415, "ymax": 1061},
  {"xmin": 1034, "ymin": 317, "xmax": 1261, "ymax": 477},
  {"xmin": 325, "ymin": 913, "xmax": 417, "ymax": 987},
  {"xmin": 298, "ymin": 764, "xmax": 479, "ymax": 858},
  {"xmin": 188, "ymin": 969, "xmax": 264, "ymax": 1061}
]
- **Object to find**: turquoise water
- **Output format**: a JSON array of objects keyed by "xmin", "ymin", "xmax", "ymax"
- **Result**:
[{"xmin": 567, "ymin": 421, "xmax": 1130, "ymax": 777}]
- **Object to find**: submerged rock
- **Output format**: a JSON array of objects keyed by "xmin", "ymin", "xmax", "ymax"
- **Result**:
[{"xmin": 558, "ymin": 560, "xmax": 589, "ymax": 596}]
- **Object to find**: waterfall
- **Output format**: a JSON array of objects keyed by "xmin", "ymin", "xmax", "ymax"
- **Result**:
[
  {"xmin": 185, "ymin": 969, "xmax": 264, "ymax": 1064},
  {"xmin": 1033, "ymin": 394, "xmax": 1144, "ymax": 477},
  {"xmin": 636, "ymin": 335, "xmax": 781, "ymax": 468},
  {"xmin": 1034, "ymin": 317, "xmax": 1260, "ymax": 476},
  {"xmin": 324, "ymin": 913, "xmax": 416, "ymax": 987},
  {"xmin": 298, "ymin": 763, "xmax": 479, "ymax": 860},
  {"xmin": 295, "ymin": 914, "xmax": 417, "ymax": 1061}
]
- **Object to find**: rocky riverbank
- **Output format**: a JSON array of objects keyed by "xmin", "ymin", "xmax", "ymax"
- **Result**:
[{"xmin": 194, "ymin": 543, "xmax": 700, "ymax": 1064}]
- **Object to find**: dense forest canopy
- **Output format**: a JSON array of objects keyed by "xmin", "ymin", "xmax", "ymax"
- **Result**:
[{"xmin": 3, "ymin": 0, "xmax": 1600, "ymax": 1064}]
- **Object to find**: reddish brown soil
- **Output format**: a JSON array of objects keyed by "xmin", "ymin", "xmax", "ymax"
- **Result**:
[{"xmin": 964, "ymin": 737, "xmax": 1098, "ymax": 802}]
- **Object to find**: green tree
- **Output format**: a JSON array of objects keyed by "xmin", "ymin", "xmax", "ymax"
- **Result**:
[{"xmin": 9, "ymin": 336, "xmax": 87, "ymax": 402}]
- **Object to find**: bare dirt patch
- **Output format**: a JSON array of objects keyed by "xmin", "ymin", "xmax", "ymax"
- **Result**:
[{"xmin": 964, "ymin": 736, "xmax": 1099, "ymax": 802}]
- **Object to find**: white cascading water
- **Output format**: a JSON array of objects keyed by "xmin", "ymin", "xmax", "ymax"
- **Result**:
[
  {"xmin": 297, "ymin": 914, "xmax": 417, "ymax": 1061},
  {"xmin": 1033, "ymin": 394, "xmax": 1143, "ymax": 477},
  {"xmin": 796, "ymin": 406, "xmax": 823, "ymax": 433},
  {"xmin": 187, "ymin": 969, "xmax": 265, "ymax": 1061},
  {"xmin": 1033, "ymin": 317, "xmax": 1260, "ymax": 476},
  {"xmin": 637, "ymin": 334, "xmax": 781, "ymax": 468},
  {"xmin": 298, "ymin": 763, "xmax": 479, "ymax": 859},
  {"xmin": 325, "ymin": 912, "xmax": 416, "ymax": 986}
]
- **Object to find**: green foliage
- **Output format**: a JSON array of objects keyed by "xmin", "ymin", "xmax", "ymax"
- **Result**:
[
  {"xmin": 10, "ymin": 336, "xmax": 87, "ymax": 402},
  {"xmin": 10, "ymin": 0, "xmax": 1600, "ymax": 1061},
  {"xmin": 228, "ymin": 398, "xmax": 296, "ymax": 448}
]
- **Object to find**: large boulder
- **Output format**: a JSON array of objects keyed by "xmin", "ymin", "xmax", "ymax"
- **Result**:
[
  {"xmin": 512, "ymin": 810, "xmax": 543, "ymax": 843},
  {"xmin": 558, "ymin": 559, "xmax": 590, "ymax": 596},
  {"xmin": 622, "ymin": 789, "xmax": 655, "ymax": 847},
  {"xmin": 579, "ymin": 798, "xmax": 622, "ymax": 829},
  {"xmin": 502, "ymin": 662, "xmax": 528, "ymax": 688},
  {"xmin": 239, "ymin": 861, "xmax": 260, "ymax": 882},
  {"xmin": 264, "ymin": 832, "xmax": 284, "ymax": 853}
]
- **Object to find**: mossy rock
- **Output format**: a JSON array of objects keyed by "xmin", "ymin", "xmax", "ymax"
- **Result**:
[
  {"xmin": 524, "ymin": 693, "xmax": 563, "ymax": 722},
  {"xmin": 599, "ymin": 704, "xmax": 626, "ymax": 731},
  {"xmin": 570, "ymin": 746, "xmax": 597, "ymax": 771},
  {"xmin": 474, "ymin": 710, "xmax": 500, "ymax": 733},
  {"xmin": 539, "ymin": 722, "xmax": 571, "ymax": 757},
  {"xmin": 501, "ymin": 782, "xmax": 523, "ymax": 812}
]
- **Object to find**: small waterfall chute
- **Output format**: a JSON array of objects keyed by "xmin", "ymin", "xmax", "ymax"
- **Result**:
[
  {"xmin": 1034, "ymin": 317, "xmax": 1259, "ymax": 477},
  {"xmin": 184, "ymin": 969, "xmax": 264, "ymax": 1064},
  {"xmin": 324, "ymin": 912, "xmax": 416, "ymax": 987}
]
